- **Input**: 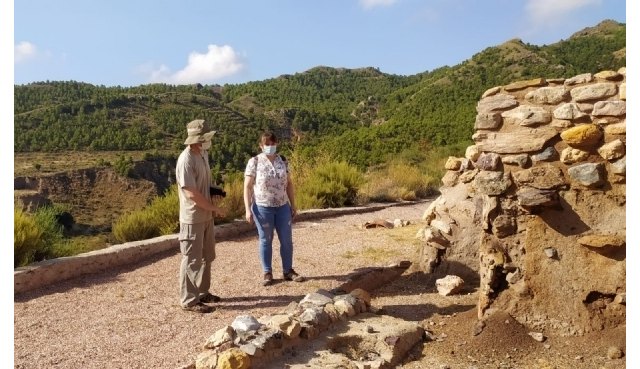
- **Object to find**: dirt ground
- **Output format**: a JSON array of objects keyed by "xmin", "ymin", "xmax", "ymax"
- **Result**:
[
  {"xmin": 13, "ymin": 201, "xmax": 626, "ymax": 368},
  {"xmin": 373, "ymin": 271, "xmax": 626, "ymax": 369}
]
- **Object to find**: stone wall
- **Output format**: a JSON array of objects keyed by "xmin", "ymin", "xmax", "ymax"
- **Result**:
[{"xmin": 416, "ymin": 68, "xmax": 626, "ymax": 336}]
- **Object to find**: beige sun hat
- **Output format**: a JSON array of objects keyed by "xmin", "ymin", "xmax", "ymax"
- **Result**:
[{"xmin": 183, "ymin": 119, "xmax": 216, "ymax": 145}]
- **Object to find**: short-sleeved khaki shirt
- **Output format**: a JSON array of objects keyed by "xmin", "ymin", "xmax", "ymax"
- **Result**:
[
  {"xmin": 176, "ymin": 147, "xmax": 212, "ymax": 224},
  {"xmin": 244, "ymin": 154, "xmax": 289, "ymax": 207}
]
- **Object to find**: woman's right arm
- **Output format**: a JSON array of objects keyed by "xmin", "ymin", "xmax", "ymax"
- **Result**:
[{"xmin": 243, "ymin": 175, "xmax": 255, "ymax": 223}]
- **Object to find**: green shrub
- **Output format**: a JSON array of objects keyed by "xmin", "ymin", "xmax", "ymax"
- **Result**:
[
  {"xmin": 218, "ymin": 171, "xmax": 246, "ymax": 222},
  {"xmin": 112, "ymin": 186, "xmax": 179, "ymax": 242},
  {"xmin": 150, "ymin": 186, "xmax": 180, "ymax": 235},
  {"xmin": 113, "ymin": 211, "xmax": 161, "ymax": 242},
  {"xmin": 298, "ymin": 161, "xmax": 364, "ymax": 208},
  {"xmin": 14, "ymin": 206, "xmax": 67, "ymax": 267},
  {"xmin": 14, "ymin": 208, "xmax": 43, "ymax": 267}
]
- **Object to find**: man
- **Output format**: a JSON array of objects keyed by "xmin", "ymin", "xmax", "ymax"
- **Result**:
[{"xmin": 175, "ymin": 119, "xmax": 226, "ymax": 313}]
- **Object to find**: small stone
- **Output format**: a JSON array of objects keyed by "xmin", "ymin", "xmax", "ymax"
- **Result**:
[
  {"xmin": 544, "ymin": 247, "xmax": 557, "ymax": 258},
  {"xmin": 472, "ymin": 320, "xmax": 486, "ymax": 336},
  {"xmin": 528, "ymin": 332, "xmax": 546, "ymax": 342},
  {"xmin": 607, "ymin": 346, "xmax": 624, "ymax": 359}
]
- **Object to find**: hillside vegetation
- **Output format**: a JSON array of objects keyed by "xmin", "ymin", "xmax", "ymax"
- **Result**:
[{"xmin": 15, "ymin": 20, "xmax": 625, "ymax": 172}]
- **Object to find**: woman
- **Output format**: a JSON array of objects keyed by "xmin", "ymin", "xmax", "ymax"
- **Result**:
[{"xmin": 243, "ymin": 132, "xmax": 305, "ymax": 286}]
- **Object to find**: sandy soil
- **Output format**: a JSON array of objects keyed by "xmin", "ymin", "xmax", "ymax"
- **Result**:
[{"xmin": 13, "ymin": 200, "xmax": 626, "ymax": 368}]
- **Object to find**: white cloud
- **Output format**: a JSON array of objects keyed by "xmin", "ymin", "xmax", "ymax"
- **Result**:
[
  {"xmin": 148, "ymin": 44, "xmax": 244, "ymax": 84},
  {"xmin": 526, "ymin": 0, "xmax": 601, "ymax": 24},
  {"xmin": 14, "ymin": 41, "xmax": 38, "ymax": 64},
  {"xmin": 359, "ymin": 0, "xmax": 398, "ymax": 10}
]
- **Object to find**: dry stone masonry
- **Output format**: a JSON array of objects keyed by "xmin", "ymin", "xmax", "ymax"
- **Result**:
[
  {"xmin": 417, "ymin": 68, "xmax": 626, "ymax": 337},
  {"xmin": 190, "ymin": 287, "xmax": 424, "ymax": 369}
]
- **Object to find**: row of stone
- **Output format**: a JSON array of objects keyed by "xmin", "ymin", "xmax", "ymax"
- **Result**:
[{"xmin": 193, "ymin": 288, "xmax": 373, "ymax": 369}]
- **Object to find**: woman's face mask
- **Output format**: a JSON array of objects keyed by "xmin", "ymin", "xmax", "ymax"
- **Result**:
[
  {"xmin": 201, "ymin": 141, "xmax": 211, "ymax": 150},
  {"xmin": 262, "ymin": 145, "xmax": 277, "ymax": 155}
]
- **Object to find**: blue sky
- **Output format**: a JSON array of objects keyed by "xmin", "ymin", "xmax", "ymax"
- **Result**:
[
  {"xmin": 13, "ymin": 0, "xmax": 627, "ymax": 87},
  {"xmin": 2, "ymin": 1, "xmax": 639, "ymax": 365}
]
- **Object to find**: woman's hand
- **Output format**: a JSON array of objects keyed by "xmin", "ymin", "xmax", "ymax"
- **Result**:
[
  {"xmin": 290, "ymin": 206, "xmax": 297, "ymax": 219},
  {"xmin": 245, "ymin": 211, "xmax": 253, "ymax": 224}
]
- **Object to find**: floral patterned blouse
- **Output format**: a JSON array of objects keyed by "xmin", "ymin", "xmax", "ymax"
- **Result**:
[{"xmin": 244, "ymin": 153, "xmax": 290, "ymax": 207}]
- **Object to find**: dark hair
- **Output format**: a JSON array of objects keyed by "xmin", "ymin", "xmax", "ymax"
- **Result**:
[{"xmin": 259, "ymin": 131, "xmax": 278, "ymax": 146}]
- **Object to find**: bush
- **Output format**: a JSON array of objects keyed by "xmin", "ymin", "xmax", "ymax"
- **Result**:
[
  {"xmin": 360, "ymin": 162, "xmax": 434, "ymax": 202},
  {"xmin": 113, "ymin": 211, "xmax": 162, "ymax": 242},
  {"xmin": 218, "ymin": 171, "xmax": 246, "ymax": 222},
  {"xmin": 112, "ymin": 186, "xmax": 179, "ymax": 242},
  {"xmin": 14, "ymin": 208, "xmax": 43, "ymax": 267},
  {"xmin": 297, "ymin": 161, "xmax": 364, "ymax": 208},
  {"xmin": 14, "ymin": 206, "xmax": 67, "ymax": 267}
]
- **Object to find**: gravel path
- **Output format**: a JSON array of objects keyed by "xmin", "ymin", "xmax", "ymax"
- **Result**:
[{"xmin": 14, "ymin": 201, "xmax": 430, "ymax": 369}]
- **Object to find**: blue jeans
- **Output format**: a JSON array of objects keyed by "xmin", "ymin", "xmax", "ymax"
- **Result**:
[{"xmin": 252, "ymin": 203, "xmax": 294, "ymax": 274}]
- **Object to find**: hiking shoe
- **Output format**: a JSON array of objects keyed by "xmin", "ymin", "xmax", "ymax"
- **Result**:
[
  {"xmin": 200, "ymin": 292, "xmax": 222, "ymax": 303},
  {"xmin": 262, "ymin": 272, "xmax": 274, "ymax": 286},
  {"xmin": 283, "ymin": 269, "xmax": 305, "ymax": 282},
  {"xmin": 182, "ymin": 302, "xmax": 214, "ymax": 314}
]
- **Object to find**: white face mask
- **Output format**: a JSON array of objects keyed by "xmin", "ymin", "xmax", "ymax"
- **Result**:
[
  {"xmin": 262, "ymin": 145, "xmax": 277, "ymax": 155},
  {"xmin": 201, "ymin": 141, "xmax": 211, "ymax": 150}
]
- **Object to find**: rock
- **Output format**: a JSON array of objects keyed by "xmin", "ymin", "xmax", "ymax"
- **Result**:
[
  {"xmin": 512, "ymin": 164, "xmax": 566, "ymax": 190},
  {"xmin": 430, "ymin": 219, "xmax": 452, "ymax": 235},
  {"xmin": 597, "ymin": 139, "xmax": 625, "ymax": 161},
  {"xmin": 567, "ymin": 163, "xmax": 605, "ymax": 188},
  {"xmin": 475, "ymin": 112, "xmax": 503, "ymax": 130},
  {"xmin": 606, "ymin": 346, "xmax": 624, "ymax": 360},
  {"xmin": 577, "ymin": 234, "xmax": 625, "ymax": 248},
  {"xmin": 502, "ymin": 154, "xmax": 529, "ymax": 167},
  {"xmin": 436, "ymin": 275, "xmax": 465, "ymax": 296},
  {"xmin": 473, "ymin": 171, "xmax": 512, "ymax": 195},
  {"xmin": 544, "ymin": 247, "xmax": 557, "ymax": 258},
  {"xmin": 592, "ymin": 100, "xmax": 626, "ymax": 116},
  {"xmin": 553, "ymin": 103, "xmax": 588, "ymax": 120},
  {"xmin": 620, "ymin": 82, "xmax": 626, "ymax": 100},
  {"xmin": 569, "ymin": 82, "xmax": 617, "ymax": 102},
  {"xmin": 474, "ymin": 128, "xmax": 558, "ymax": 154},
  {"xmin": 531, "ymin": 146, "xmax": 558, "ymax": 162},
  {"xmin": 423, "ymin": 227, "xmax": 450, "ymax": 247},
  {"xmin": 231, "ymin": 315, "xmax": 262, "ymax": 333},
  {"xmin": 441, "ymin": 171, "xmax": 459, "ymax": 187},
  {"xmin": 528, "ymin": 332, "xmax": 546, "ymax": 342},
  {"xmin": 610, "ymin": 156, "xmax": 626, "ymax": 175},
  {"xmin": 477, "ymin": 93, "xmax": 519, "ymax": 113},
  {"xmin": 465, "ymin": 145, "xmax": 482, "ymax": 161},
  {"xmin": 492, "ymin": 215, "xmax": 516, "ymax": 238},
  {"xmin": 502, "ymin": 105, "xmax": 551, "ymax": 127},
  {"xmin": 216, "ymin": 348, "xmax": 251, "ymax": 369},
  {"xmin": 195, "ymin": 351, "xmax": 218, "ymax": 369},
  {"xmin": 301, "ymin": 291, "xmax": 334, "ymax": 307},
  {"xmin": 560, "ymin": 147, "xmax": 589, "ymax": 165},
  {"xmin": 459, "ymin": 169, "xmax": 479, "ymax": 183},
  {"xmin": 560, "ymin": 124, "xmax": 603, "ymax": 147},
  {"xmin": 471, "ymin": 320, "xmax": 486, "ymax": 336},
  {"xmin": 350, "ymin": 288, "xmax": 371, "ymax": 306},
  {"xmin": 525, "ymin": 86, "xmax": 569, "ymax": 104},
  {"xmin": 444, "ymin": 157, "xmax": 462, "ymax": 170},
  {"xmin": 516, "ymin": 188, "xmax": 559, "ymax": 209},
  {"xmin": 334, "ymin": 299, "xmax": 356, "ymax": 317},
  {"xmin": 204, "ymin": 326, "xmax": 235, "ymax": 349},
  {"xmin": 504, "ymin": 78, "xmax": 546, "ymax": 91},
  {"xmin": 475, "ymin": 152, "xmax": 502, "ymax": 171},
  {"xmin": 482, "ymin": 86, "xmax": 501, "ymax": 98},
  {"xmin": 594, "ymin": 70, "xmax": 623, "ymax": 81},
  {"xmin": 613, "ymin": 293, "xmax": 626, "ymax": 305},
  {"xmin": 604, "ymin": 121, "xmax": 626, "ymax": 135},
  {"xmin": 564, "ymin": 73, "xmax": 593, "ymax": 86}
]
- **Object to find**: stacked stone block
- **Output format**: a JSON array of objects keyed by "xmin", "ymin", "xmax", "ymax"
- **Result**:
[{"xmin": 418, "ymin": 68, "xmax": 626, "ymax": 336}]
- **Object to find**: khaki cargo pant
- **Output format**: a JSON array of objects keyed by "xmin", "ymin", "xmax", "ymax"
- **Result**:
[{"xmin": 179, "ymin": 220, "xmax": 215, "ymax": 307}]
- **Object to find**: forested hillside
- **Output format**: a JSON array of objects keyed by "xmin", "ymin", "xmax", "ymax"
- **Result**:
[{"xmin": 14, "ymin": 20, "xmax": 625, "ymax": 171}]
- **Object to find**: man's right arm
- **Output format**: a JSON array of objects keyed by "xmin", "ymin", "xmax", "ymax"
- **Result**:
[{"xmin": 182, "ymin": 186, "xmax": 225, "ymax": 217}]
